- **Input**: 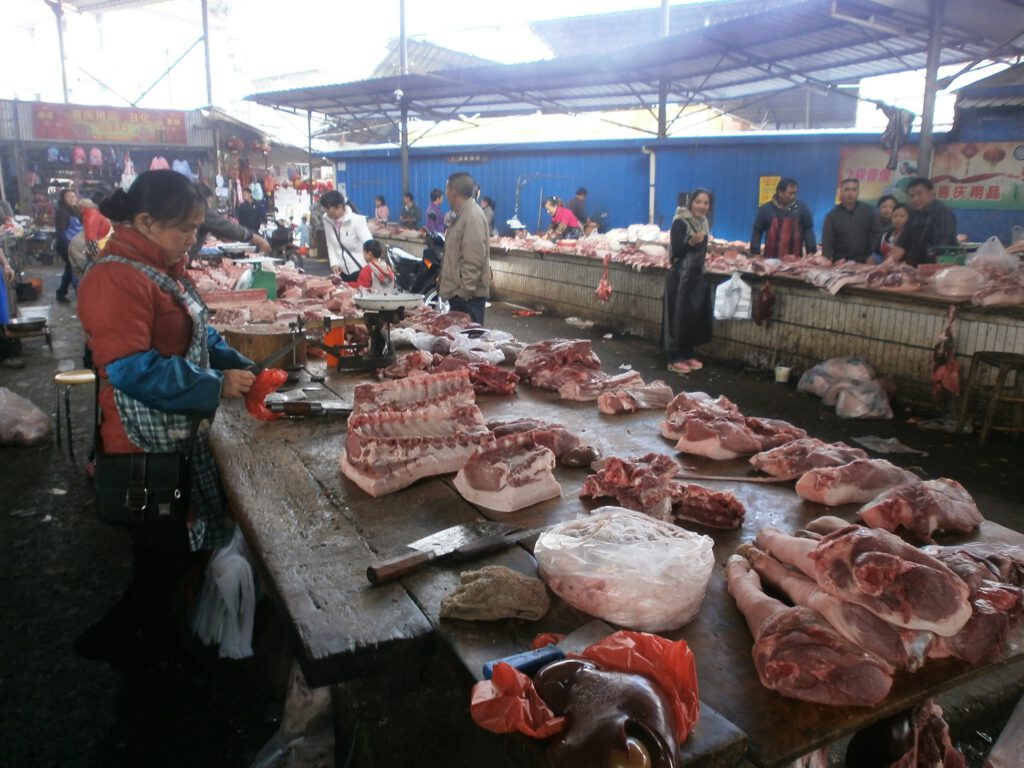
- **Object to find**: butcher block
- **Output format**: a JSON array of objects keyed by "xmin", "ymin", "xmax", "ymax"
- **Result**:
[{"xmin": 210, "ymin": 371, "xmax": 1024, "ymax": 767}]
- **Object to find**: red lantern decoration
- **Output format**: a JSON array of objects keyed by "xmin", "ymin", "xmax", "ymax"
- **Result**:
[{"xmin": 226, "ymin": 136, "xmax": 245, "ymax": 152}]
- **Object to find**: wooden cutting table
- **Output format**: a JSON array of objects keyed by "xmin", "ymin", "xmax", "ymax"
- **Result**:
[{"xmin": 210, "ymin": 369, "xmax": 1024, "ymax": 767}]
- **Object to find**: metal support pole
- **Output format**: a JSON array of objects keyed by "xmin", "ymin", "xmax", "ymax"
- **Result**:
[
  {"xmin": 400, "ymin": 101, "xmax": 409, "ymax": 197},
  {"xmin": 399, "ymin": 0, "xmax": 409, "ymax": 196},
  {"xmin": 47, "ymin": 1, "xmax": 70, "ymax": 103},
  {"xmin": 307, "ymin": 109, "xmax": 314, "ymax": 216},
  {"xmin": 201, "ymin": 0, "xmax": 213, "ymax": 106},
  {"xmin": 918, "ymin": 0, "xmax": 945, "ymax": 177}
]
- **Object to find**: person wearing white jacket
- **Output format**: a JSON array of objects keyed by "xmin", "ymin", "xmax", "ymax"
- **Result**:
[{"xmin": 320, "ymin": 190, "xmax": 373, "ymax": 281}]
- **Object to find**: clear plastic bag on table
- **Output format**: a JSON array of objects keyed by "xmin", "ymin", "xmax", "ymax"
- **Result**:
[
  {"xmin": 533, "ymin": 507, "xmax": 715, "ymax": 632},
  {"xmin": 833, "ymin": 379, "xmax": 893, "ymax": 420},
  {"xmin": 797, "ymin": 365, "xmax": 835, "ymax": 398},
  {"xmin": 966, "ymin": 235, "xmax": 1019, "ymax": 274},
  {"xmin": 0, "ymin": 387, "xmax": 51, "ymax": 446},
  {"xmin": 713, "ymin": 272, "xmax": 752, "ymax": 319},
  {"xmin": 448, "ymin": 332, "xmax": 506, "ymax": 365},
  {"xmin": 820, "ymin": 356, "xmax": 876, "ymax": 381}
]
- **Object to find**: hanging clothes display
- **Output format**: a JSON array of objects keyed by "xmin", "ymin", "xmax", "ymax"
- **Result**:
[
  {"xmin": 149, "ymin": 155, "xmax": 171, "ymax": 171},
  {"xmin": 120, "ymin": 152, "xmax": 137, "ymax": 191}
]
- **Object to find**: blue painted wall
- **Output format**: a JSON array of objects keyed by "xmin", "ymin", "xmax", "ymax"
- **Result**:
[{"xmin": 328, "ymin": 123, "xmax": 1024, "ymax": 245}]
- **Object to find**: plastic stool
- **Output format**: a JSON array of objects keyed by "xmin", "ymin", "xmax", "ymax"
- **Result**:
[
  {"xmin": 54, "ymin": 369, "xmax": 96, "ymax": 459},
  {"xmin": 955, "ymin": 352, "xmax": 1024, "ymax": 445}
]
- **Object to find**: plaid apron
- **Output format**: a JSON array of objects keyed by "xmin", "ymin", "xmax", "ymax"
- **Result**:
[{"xmin": 99, "ymin": 255, "xmax": 230, "ymax": 551}]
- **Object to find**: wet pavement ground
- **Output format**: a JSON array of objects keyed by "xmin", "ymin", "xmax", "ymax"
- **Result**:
[{"xmin": 1, "ymin": 257, "xmax": 1021, "ymax": 767}]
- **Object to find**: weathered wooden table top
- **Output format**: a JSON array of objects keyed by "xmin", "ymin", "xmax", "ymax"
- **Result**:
[{"xmin": 210, "ymin": 368, "xmax": 1024, "ymax": 768}]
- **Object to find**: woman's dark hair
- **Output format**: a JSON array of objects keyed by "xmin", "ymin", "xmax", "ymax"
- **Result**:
[
  {"xmin": 430, "ymin": 188, "xmax": 443, "ymax": 202},
  {"xmin": 891, "ymin": 203, "xmax": 910, "ymax": 217},
  {"xmin": 319, "ymin": 190, "xmax": 345, "ymax": 209},
  {"xmin": 362, "ymin": 239, "xmax": 382, "ymax": 259},
  {"xmin": 99, "ymin": 170, "xmax": 205, "ymax": 224},
  {"xmin": 482, "ymin": 196, "xmax": 495, "ymax": 211},
  {"xmin": 543, "ymin": 196, "xmax": 560, "ymax": 208},
  {"xmin": 375, "ymin": 195, "xmax": 386, "ymax": 206},
  {"xmin": 58, "ymin": 188, "xmax": 76, "ymax": 207},
  {"xmin": 877, "ymin": 194, "xmax": 897, "ymax": 209},
  {"xmin": 688, "ymin": 187, "xmax": 713, "ymax": 212}
]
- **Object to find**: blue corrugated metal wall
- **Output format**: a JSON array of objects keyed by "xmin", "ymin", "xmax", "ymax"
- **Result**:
[{"xmin": 329, "ymin": 127, "xmax": 1023, "ymax": 244}]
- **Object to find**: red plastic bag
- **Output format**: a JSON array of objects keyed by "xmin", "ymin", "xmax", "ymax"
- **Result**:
[
  {"xmin": 469, "ymin": 662, "xmax": 565, "ymax": 739},
  {"xmin": 245, "ymin": 369, "xmax": 288, "ymax": 421},
  {"xmin": 470, "ymin": 630, "xmax": 699, "ymax": 744}
]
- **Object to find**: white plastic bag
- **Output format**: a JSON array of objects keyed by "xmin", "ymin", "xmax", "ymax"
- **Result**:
[
  {"xmin": 832, "ymin": 380, "xmax": 893, "ymax": 420},
  {"xmin": 189, "ymin": 525, "xmax": 256, "ymax": 658},
  {"xmin": 0, "ymin": 387, "xmax": 51, "ymax": 446},
  {"xmin": 713, "ymin": 273, "xmax": 752, "ymax": 320},
  {"xmin": 533, "ymin": 506, "xmax": 715, "ymax": 632},
  {"xmin": 966, "ymin": 235, "xmax": 1019, "ymax": 274}
]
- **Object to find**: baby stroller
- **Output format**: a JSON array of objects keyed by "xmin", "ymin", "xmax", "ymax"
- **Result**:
[{"xmin": 387, "ymin": 231, "xmax": 448, "ymax": 312}]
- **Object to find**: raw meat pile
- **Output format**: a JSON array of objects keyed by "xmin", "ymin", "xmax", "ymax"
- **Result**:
[
  {"xmin": 514, "ymin": 338, "xmax": 654, "ymax": 403},
  {"xmin": 795, "ymin": 458, "xmax": 918, "ymax": 506},
  {"xmin": 731, "ymin": 521, "xmax": 1024, "ymax": 690},
  {"xmin": 493, "ymin": 229, "xmax": 671, "ymax": 271},
  {"xmin": 660, "ymin": 391, "xmax": 806, "ymax": 460},
  {"xmin": 453, "ymin": 433, "xmax": 561, "ymax": 513},
  {"xmin": 749, "ymin": 438, "xmax": 868, "ymax": 480},
  {"xmin": 597, "ymin": 380, "xmax": 674, "ymax": 415},
  {"xmin": 340, "ymin": 369, "xmax": 495, "ymax": 496},
  {"xmin": 725, "ymin": 554, "xmax": 894, "ymax": 707},
  {"xmin": 382, "ymin": 350, "xmax": 520, "ymax": 396},
  {"xmin": 856, "ymin": 478, "xmax": 984, "ymax": 543},
  {"xmin": 580, "ymin": 452, "xmax": 745, "ymax": 529}
]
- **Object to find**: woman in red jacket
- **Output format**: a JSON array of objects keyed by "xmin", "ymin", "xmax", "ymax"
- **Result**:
[{"xmin": 75, "ymin": 170, "xmax": 255, "ymax": 673}]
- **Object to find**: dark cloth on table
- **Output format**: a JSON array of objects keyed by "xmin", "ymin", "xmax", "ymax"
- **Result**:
[
  {"xmin": 663, "ymin": 218, "xmax": 712, "ymax": 361},
  {"xmin": 750, "ymin": 199, "xmax": 816, "ymax": 259},
  {"xmin": 896, "ymin": 200, "xmax": 958, "ymax": 267},
  {"xmin": 822, "ymin": 202, "xmax": 881, "ymax": 263}
]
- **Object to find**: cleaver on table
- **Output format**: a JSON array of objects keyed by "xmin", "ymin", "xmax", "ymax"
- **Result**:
[
  {"xmin": 366, "ymin": 520, "xmax": 533, "ymax": 585},
  {"xmin": 481, "ymin": 619, "xmax": 615, "ymax": 679}
]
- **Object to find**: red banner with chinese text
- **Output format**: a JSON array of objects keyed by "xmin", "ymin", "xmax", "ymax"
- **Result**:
[
  {"xmin": 839, "ymin": 143, "xmax": 1024, "ymax": 211},
  {"xmin": 31, "ymin": 103, "xmax": 188, "ymax": 145}
]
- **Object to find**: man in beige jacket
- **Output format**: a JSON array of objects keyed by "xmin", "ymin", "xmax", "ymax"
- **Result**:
[{"xmin": 439, "ymin": 171, "xmax": 490, "ymax": 324}]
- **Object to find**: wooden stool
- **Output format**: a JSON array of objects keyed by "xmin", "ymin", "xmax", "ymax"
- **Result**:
[
  {"xmin": 956, "ymin": 352, "xmax": 1024, "ymax": 445},
  {"xmin": 54, "ymin": 369, "xmax": 96, "ymax": 459}
]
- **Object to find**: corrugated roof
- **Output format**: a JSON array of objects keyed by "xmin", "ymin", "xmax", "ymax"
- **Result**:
[
  {"xmin": 247, "ymin": 0, "xmax": 1024, "ymax": 136},
  {"xmin": 956, "ymin": 62, "xmax": 1024, "ymax": 108}
]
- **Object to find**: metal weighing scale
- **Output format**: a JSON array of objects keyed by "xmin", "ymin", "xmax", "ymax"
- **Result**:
[
  {"xmin": 316, "ymin": 293, "xmax": 425, "ymax": 372},
  {"xmin": 230, "ymin": 255, "xmax": 284, "ymax": 299}
]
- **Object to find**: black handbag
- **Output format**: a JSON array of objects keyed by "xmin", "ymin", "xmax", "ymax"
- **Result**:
[{"xmin": 94, "ymin": 450, "xmax": 192, "ymax": 525}]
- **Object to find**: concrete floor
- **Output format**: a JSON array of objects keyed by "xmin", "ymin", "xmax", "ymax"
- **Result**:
[{"xmin": 2, "ymin": 256, "xmax": 1022, "ymax": 767}]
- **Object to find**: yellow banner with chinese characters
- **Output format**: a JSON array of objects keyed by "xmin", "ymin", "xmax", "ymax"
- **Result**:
[
  {"xmin": 839, "ymin": 143, "xmax": 1024, "ymax": 210},
  {"xmin": 758, "ymin": 176, "xmax": 780, "ymax": 206},
  {"xmin": 32, "ymin": 102, "xmax": 188, "ymax": 145}
]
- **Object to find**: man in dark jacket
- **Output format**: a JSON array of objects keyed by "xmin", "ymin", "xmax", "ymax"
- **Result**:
[
  {"xmin": 236, "ymin": 188, "xmax": 265, "ymax": 232},
  {"xmin": 821, "ymin": 178, "xmax": 881, "ymax": 263},
  {"xmin": 750, "ymin": 177, "xmax": 816, "ymax": 259},
  {"xmin": 189, "ymin": 184, "xmax": 269, "ymax": 263},
  {"xmin": 892, "ymin": 177, "xmax": 958, "ymax": 267}
]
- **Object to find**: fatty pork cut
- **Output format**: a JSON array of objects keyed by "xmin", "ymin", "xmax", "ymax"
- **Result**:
[
  {"xmin": 725, "ymin": 555, "xmax": 893, "ymax": 707},
  {"xmin": 453, "ymin": 433, "xmax": 561, "ymax": 513},
  {"xmin": 795, "ymin": 458, "xmax": 918, "ymax": 506},
  {"xmin": 660, "ymin": 392, "xmax": 762, "ymax": 460},
  {"xmin": 755, "ymin": 526, "xmax": 973, "ymax": 636},
  {"xmin": 750, "ymin": 438, "xmax": 868, "ymax": 481},
  {"xmin": 597, "ymin": 380, "xmax": 674, "ymax": 414},
  {"xmin": 340, "ymin": 370, "xmax": 496, "ymax": 496},
  {"xmin": 514, "ymin": 338, "xmax": 602, "ymax": 390},
  {"xmin": 746, "ymin": 546, "xmax": 933, "ymax": 672},
  {"xmin": 856, "ymin": 478, "xmax": 984, "ymax": 543}
]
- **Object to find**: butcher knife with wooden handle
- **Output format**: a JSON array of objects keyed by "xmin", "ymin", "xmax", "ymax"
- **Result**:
[
  {"xmin": 481, "ymin": 619, "xmax": 615, "ymax": 679},
  {"xmin": 366, "ymin": 520, "xmax": 535, "ymax": 585}
]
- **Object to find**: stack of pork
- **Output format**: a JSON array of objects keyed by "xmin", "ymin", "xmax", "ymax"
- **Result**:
[
  {"xmin": 189, "ymin": 261, "xmax": 359, "ymax": 327},
  {"xmin": 657, "ymin": 388, "xmax": 1024, "ymax": 709}
]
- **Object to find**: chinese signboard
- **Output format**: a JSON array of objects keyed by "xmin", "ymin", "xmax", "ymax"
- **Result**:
[
  {"xmin": 32, "ymin": 103, "xmax": 188, "ymax": 145},
  {"xmin": 839, "ymin": 143, "xmax": 1024, "ymax": 211},
  {"xmin": 758, "ymin": 175, "xmax": 780, "ymax": 206}
]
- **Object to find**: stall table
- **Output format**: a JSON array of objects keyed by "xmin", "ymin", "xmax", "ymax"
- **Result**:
[{"xmin": 211, "ymin": 368, "xmax": 1024, "ymax": 767}]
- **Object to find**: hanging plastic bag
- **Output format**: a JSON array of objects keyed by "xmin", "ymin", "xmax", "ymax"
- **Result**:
[
  {"xmin": 0, "ymin": 387, "xmax": 51, "ymax": 446},
  {"xmin": 189, "ymin": 525, "xmax": 256, "ymax": 658},
  {"xmin": 713, "ymin": 272, "xmax": 752, "ymax": 319},
  {"xmin": 966, "ymin": 235, "xmax": 1019, "ymax": 274}
]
